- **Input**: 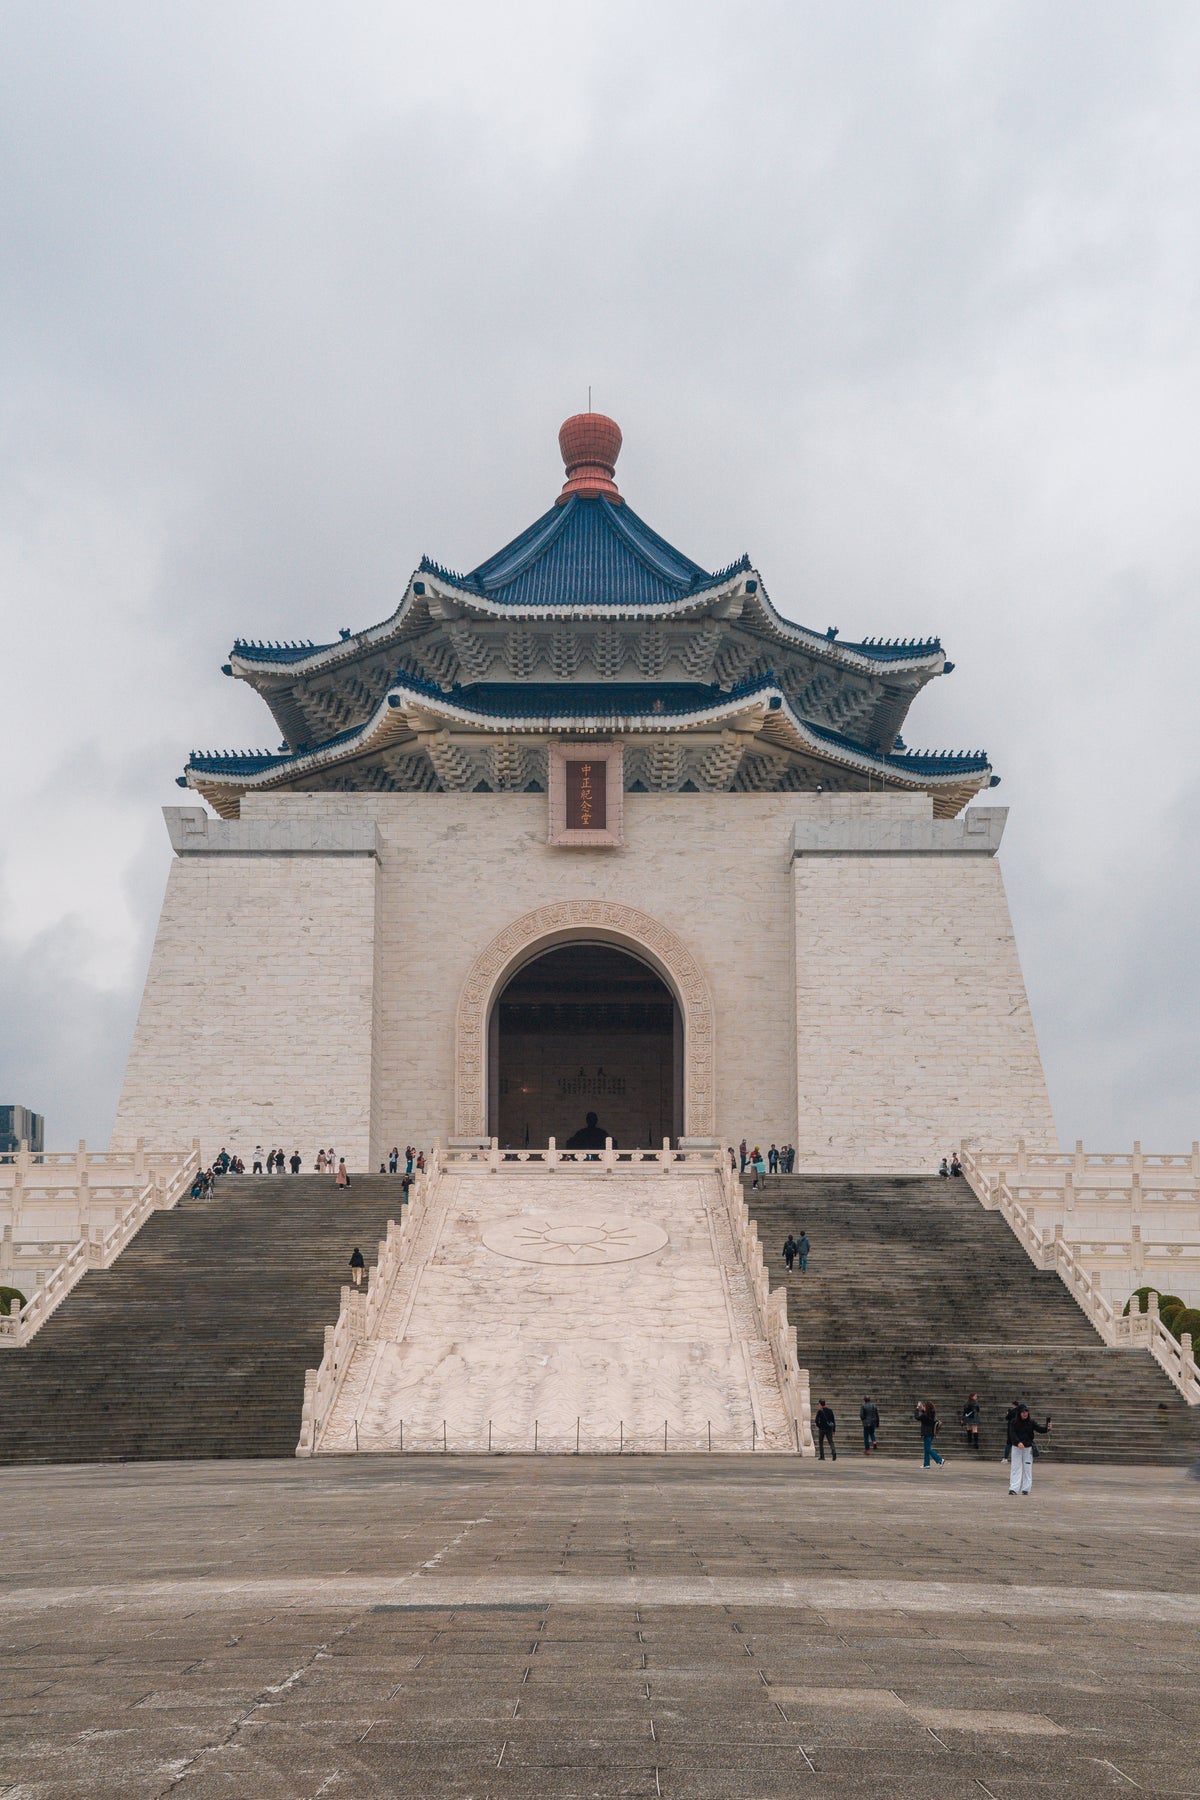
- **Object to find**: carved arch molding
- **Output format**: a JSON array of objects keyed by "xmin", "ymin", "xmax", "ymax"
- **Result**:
[{"xmin": 454, "ymin": 900, "xmax": 716, "ymax": 1141}]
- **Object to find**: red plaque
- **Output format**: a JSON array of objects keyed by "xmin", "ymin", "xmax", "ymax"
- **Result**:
[{"xmin": 565, "ymin": 759, "xmax": 606, "ymax": 831}]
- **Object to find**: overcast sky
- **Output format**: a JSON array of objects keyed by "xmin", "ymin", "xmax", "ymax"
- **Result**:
[{"xmin": 1, "ymin": 2, "xmax": 1197, "ymax": 1150}]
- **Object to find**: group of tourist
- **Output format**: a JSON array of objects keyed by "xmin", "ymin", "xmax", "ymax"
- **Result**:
[
  {"xmin": 251, "ymin": 1147, "xmax": 302, "ymax": 1175},
  {"xmin": 811, "ymin": 1393, "xmax": 1053, "ymax": 1488},
  {"xmin": 383, "ymin": 1146, "xmax": 424, "ymax": 1176},
  {"xmin": 937, "ymin": 1152, "xmax": 964, "ymax": 1178},
  {"xmin": 735, "ymin": 1140, "xmax": 797, "ymax": 1185}
]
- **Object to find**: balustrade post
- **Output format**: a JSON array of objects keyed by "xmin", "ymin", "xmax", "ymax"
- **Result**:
[
  {"xmin": 548, "ymin": 1136, "xmax": 558, "ymax": 1169},
  {"xmin": 1074, "ymin": 1139, "xmax": 1085, "ymax": 1177},
  {"xmin": 1017, "ymin": 1138, "xmax": 1028, "ymax": 1179},
  {"xmin": 603, "ymin": 1137, "xmax": 614, "ymax": 1172},
  {"xmin": 1131, "ymin": 1171, "xmax": 1142, "ymax": 1215},
  {"xmin": 1131, "ymin": 1224, "xmax": 1145, "ymax": 1273},
  {"xmin": 489, "ymin": 1137, "xmax": 500, "ymax": 1173},
  {"xmin": 1064, "ymin": 1172, "xmax": 1074, "ymax": 1214}
]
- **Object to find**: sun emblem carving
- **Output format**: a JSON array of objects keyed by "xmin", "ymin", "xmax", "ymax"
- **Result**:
[{"xmin": 480, "ymin": 1213, "xmax": 669, "ymax": 1266}]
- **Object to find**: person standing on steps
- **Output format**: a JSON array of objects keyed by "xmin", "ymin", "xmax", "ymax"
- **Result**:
[
  {"xmin": 336, "ymin": 1158, "xmax": 351, "ymax": 1189},
  {"xmin": 349, "ymin": 1246, "xmax": 365, "ymax": 1287},
  {"xmin": 389, "ymin": 1146, "xmax": 399, "ymax": 1174},
  {"xmin": 961, "ymin": 1393, "xmax": 981, "ymax": 1450},
  {"xmin": 783, "ymin": 1235, "xmax": 797, "ymax": 1272},
  {"xmin": 1007, "ymin": 1404, "xmax": 1051, "ymax": 1494},
  {"xmin": 739, "ymin": 1139, "xmax": 748, "ymax": 1173},
  {"xmin": 796, "ymin": 1231, "xmax": 810, "ymax": 1273},
  {"xmin": 950, "ymin": 1152, "xmax": 963, "ymax": 1177},
  {"xmin": 860, "ymin": 1396, "xmax": 879, "ymax": 1454},
  {"xmin": 253, "ymin": 1145, "xmax": 264, "ymax": 1175},
  {"xmin": 915, "ymin": 1400, "xmax": 944, "ymax": 1467},
  {"xmin": 814, "ymin": 1400, "xmax": 837, "ymax": 1461},
  {"xmin": 289, "ymin": 1150, "xmax": 301, "ymax": 1174},
  {"xmin": 768, "ymin": 1144, "xmax": 779, "ymax": 1174}
]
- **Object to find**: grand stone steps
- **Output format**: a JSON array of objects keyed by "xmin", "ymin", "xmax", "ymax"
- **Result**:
[
  {"xmin": 0, "ymin": 1176, "xmax": 405, "ymax": 1462},
  {"xmin": 747, "ymin": 1174, "xmax": 1200, "ymax": 1464}
]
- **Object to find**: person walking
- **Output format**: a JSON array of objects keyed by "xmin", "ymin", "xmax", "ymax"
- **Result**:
[
  {"xmin": 739, "ymin": 1139, "xmax": 748, "ymax": 1173},
  {"xmin": 336, "ymin": 1158, "xmax": 351, "ymax": 1190},
  {"xmin": 783, "ymin": 1235, "xmax": 797, "ymax": 1272},
  {"xmin": 1007, "ymin": 1404, "xmax": 1051, "ymax": 1495},
  {"xmin": 253, "ymin": 1145, "xmax": 264, "ymax": 1175},
  {"xmin": 860, "ymin": 1396, "xmax": 879, "ymax": 1455},
  {"xmin": 814, "ymin": 1400, "xmax": 837, "ymax": 1461},
  {"xmin": 316, "ymin": 1149, "xmax": 327, "ymax": 1174},
  {"xmin": 796, "ymin": 1231, "xmax": 810, "ymax": 1273},
  {"xmin": 961, "ymin": 1393, "xmax": 981, "ymax": 1451},
  {"xmin": 349, "ymin": 1247, "xmax": 365, "ymax": 1288},
  {"xmin": 750, "ymin": 1148, "xmax": 766, "ymax": 1190},
  {"xmin": 915, "ymin": 1399, "xmax": 944, "ymax": 1467}
]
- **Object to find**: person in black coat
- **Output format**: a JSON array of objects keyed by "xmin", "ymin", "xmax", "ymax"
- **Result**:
[
  {"xmin": 814, "ymin": 1400, "xmax": 837, "ymax": 1461},
  {"xmin": 783, "ymin": 1236, "xmax": 797, "ymax": 1272},
  {"xmin": 1007, "ymin": 1404, "xmax": 1051, "ymax": 1494},
  {"xmin": 349, "ymin": 1247, "xmax": 366, "ymax": 1288},
  {"xmin": 860, "ymin": 1397, "xmax": 879, "ymax": 1454}
]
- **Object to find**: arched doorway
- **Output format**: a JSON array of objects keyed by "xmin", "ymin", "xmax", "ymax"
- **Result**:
[{"xmin": 488, "ymin": 943, "xmax": 682, "ymax": 1147}]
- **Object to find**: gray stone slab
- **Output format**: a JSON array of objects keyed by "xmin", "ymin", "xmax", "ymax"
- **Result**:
[{"xmin": 0, "ymin": 1457, "xmax": 1198, "ymax": 1795}]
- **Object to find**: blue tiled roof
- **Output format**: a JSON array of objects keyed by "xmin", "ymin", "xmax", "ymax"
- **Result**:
[
  {"xmin": 185, "ymin": 667, "xmax": 990, "ymax": 783},
  {"xmin": 231, "ymin": 638, "xmax": 332, "ymax": 664},
  {"xmin": 840, "ymin": 635, "xmax": 943, "ymax": 662},
  {"xmin": 419, "ymin": 495, "xmax": 750, "ymax": 609}
]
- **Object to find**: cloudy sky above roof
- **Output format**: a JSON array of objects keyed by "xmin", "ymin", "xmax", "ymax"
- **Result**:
[{"xmin": 2, "ymin": 2, "xmax": 1197, "ymax": 1148}]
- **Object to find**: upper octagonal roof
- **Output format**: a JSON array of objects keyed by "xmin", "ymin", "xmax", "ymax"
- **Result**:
[{"xmin": 418, "ymin": 491, "xmax": 748, "ymax": 611}]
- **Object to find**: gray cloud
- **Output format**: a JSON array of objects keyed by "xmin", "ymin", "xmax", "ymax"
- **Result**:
[{"xmin": 1, "ymin": 1, "xmax": 1197, "ymax": 1146}]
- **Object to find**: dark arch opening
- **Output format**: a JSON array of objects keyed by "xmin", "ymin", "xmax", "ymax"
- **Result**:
[{"xmin": 488, "ymin": 942, "xmax": 682, "ymax": 1148}]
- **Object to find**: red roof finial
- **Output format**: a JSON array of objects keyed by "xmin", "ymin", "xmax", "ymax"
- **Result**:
[{"xmin": 557, "ymin": 412, "xmax": 623, "ymax": 504}]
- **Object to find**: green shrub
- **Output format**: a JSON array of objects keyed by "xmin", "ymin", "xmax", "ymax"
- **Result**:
[
  {"xmin": 0, "ymin": 1287, "xmax": 26, "ymax": 1316},
  {"xmin": 1170, "ymin": 1307, "xmax": 1200, "ymax": 1348},
  {"xmin": 1123, "ymin": 1286, "xmax": 1183, "ymax": 1317}
]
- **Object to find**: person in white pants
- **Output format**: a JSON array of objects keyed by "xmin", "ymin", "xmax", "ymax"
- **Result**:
[{"xmin": 1007, "ymin": 1404, "xmax": 1052, "ymax": 1493}]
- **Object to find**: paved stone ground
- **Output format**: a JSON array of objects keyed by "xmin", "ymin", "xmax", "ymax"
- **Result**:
[{"xmin": 1, "ymin": 1456, "xmax": 1198, "ymax": 1798}]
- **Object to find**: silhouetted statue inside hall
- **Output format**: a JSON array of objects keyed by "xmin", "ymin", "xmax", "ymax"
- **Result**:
[{"xmin": 564, "ymin": 1111, "xmax": 611, "ymax": 1150}]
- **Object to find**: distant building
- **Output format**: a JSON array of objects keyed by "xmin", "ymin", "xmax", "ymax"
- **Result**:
[{"xmin": 0, "ymin": 1105, "xmax": 44, "ymax": 1155}]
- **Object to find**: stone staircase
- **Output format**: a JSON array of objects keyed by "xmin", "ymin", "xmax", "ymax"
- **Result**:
[
  {"xmin": 314, "ymin": 1166, "xmax": 794, "ymax": 1454},
  {"xmin": 0, "ymin": 1175, "xmax": 403, "ymax": 1462},
  {"xmin": 747, "ymin": 1174, "xmax": 1200, "ymax": 1463}
]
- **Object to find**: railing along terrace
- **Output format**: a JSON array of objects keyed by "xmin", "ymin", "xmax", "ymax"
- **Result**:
[
  {"xmin": 0, "ymin": 1139, "xmax": 201, "ymax": 1347},
  {"xmin": 444, "ymin": 1138, "xmax": 724, "ymax": 1172},
  {"xmin": 959, "ymin": 1141, "xmax": 1200, "ymax": 1406}
]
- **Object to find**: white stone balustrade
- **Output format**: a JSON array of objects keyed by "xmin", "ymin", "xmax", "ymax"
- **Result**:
[
  {"xmin": 0, "ymin": 1140, "xmax": 201, "ymax": 1346},
  {"xmin": 297, "ymin": 1145, "xmax": 442, "ymax": 1455},
  {"xmin": 960, "ymin": 1141, "xmax": 1200, "ymax": 1406}
]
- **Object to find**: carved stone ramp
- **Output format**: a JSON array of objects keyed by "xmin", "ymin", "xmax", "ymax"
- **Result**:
[{"xmin": 312, "ymin": 1164, "xmax": 799, "ymax": 1454}]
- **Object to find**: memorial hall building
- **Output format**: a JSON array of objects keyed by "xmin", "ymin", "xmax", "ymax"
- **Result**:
[{"xmin": 113, "ymin": 413, "xmax": 1058, "ymax": 1172}]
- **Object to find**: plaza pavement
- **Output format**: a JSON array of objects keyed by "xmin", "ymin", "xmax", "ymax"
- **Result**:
[{"xmin": 0, "ymin": 1455, "xmax": 1198, "ymax": 1798}]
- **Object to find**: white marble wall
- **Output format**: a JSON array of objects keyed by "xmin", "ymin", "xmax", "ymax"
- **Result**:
[{"xmin": 112, "ymin": 788, "xmax": 1056, "ymax": 1171}]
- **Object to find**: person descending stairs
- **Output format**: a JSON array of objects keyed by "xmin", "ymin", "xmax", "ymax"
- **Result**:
[
  {"xmin": 0, "ymin": 1175, "xmax": 402, "ymax": 1462},
  {"xmin": 746, "ymin": 1173, "xmax": 1200, "ymax": 1465}
]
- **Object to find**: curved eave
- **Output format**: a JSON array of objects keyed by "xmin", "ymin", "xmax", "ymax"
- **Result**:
[
  {"xmin": 184, "ymin": 674, "xmax": 992, "ymax": 818},
  {"xmin": 227, "ymin": 564, "xmax": 948, "ymax": 701}
]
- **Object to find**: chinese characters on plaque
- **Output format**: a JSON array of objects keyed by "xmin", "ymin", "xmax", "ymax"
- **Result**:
[{"xmin": 565, "ymin": 759, "xmax": 607, "ymax": 831}]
